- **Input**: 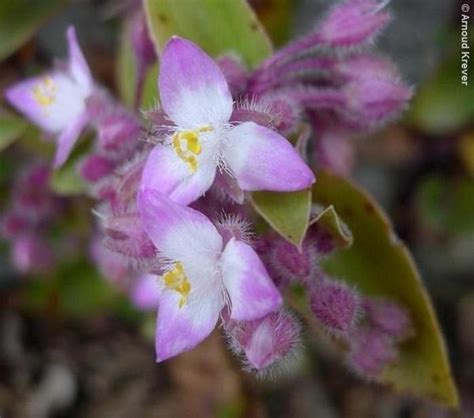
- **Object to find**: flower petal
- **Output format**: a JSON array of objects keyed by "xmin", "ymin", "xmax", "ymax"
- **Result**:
[
  {"xmin": 155, "ymin": 286, "xmax": 222, "ymax": 361},
  {"xmin": 137, "ymin": 189, "xmax": 222, "ymax": 264},
  {"xmin": 221, "ymin": 238, "xmax": 282, "ymax": 321},
  {"xmin": 225, "ymin": 122, "xmax": 315, "ymax": 191},
  {"xmin": 141, "ymin": 144, "xmax": 217, "ymax": 205},
  {"xmin": 5, "ymin": 72, "xmax": 88, "ymax": 134},
  {"xmin": 53, "ymin": 112, "xmax": 88, "ymax": 167},
  {"xmin": 66, "ymin": 26, "xmax": 93, "ymax": 92},
  {"xmin": 159, "ymin": 37, "xmax": 233, "ymax": 128}
]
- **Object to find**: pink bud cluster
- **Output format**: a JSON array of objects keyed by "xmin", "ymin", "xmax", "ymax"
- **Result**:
[
  {"xmin": 257, "ymin": 219, "xmax": 413, "ymax": 377},
  {"xmin": 78, "ymin": 91, "xmax": 142, "ymax": 187},
  {"xmin": 218, "ymin": 0, "xmax": 412, "ymax": 175},
  {"xmin": 0, "ymin": 163, "xmax": 63, "ymax": 273},
  {"xmin": 347, "ymin": 297, "xmax": 414, "ymax": 377}
]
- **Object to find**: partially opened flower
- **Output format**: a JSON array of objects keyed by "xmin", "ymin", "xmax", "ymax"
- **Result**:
[
  {"xmin": 5, "ymin": 26, "xmax": 93, "ymax": 167},
  {"xmin": 141, "ymin": 37, "xmax": 315, "ymax": 206},
  {"xmin": 138, "ymin": 189, "xmax": 282, "ymax": 360}
]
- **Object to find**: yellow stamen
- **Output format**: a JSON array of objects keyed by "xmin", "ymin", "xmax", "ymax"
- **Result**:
[
  {"xmin": 162, "ymin": 262, "xmax": 191, "ymax": 308},
  {"xmin": 171, "ymin": 125, "xmax": 213, "ymax": 173},
  {"xmin": 32, "ymin": 77, "xmax": 57, "ymax": 107}
]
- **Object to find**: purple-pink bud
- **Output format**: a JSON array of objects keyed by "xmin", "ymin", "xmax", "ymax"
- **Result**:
[
  {"xmin": 215, "ymin": 214, "xmax": 252, "ymax": 245},
  {"xmin": 96, "ymin": 112, "xmax": 141, "ymax": 156},
  {"xmin": 12, "ymin": 235, "xmax": 55, "ymax": 274},
  {"xmin": 363, "ymin": 298, "xmax": 413, "ymax": 341},
  {"xmin": 227, "ymin": 310, "xmax": 300, "ymax": 372},
  {"xmin": 101, "ymin": 211, "xmax": 156, "ymax": 260},
  {"xmin": 90, "ymin": 237, "xmax": 132, "ymax": 288},
  {"xmin": 313, "ymin": 129, "xmax": 355, "ymax": 176},
  {"xmin": 348, "ymin": 327, "xmax": 397, "ymax": 377},
  {"xmin": 262, "ymin": 93, "xmax": 302, "ymax": 135},
  {"xmin": 310, "ymin": 278, "xmax": 360, "ymax": 334},
  {"xmin": 217, "ymin": 55, "xmax": 248, "ymax": 97},
  {"xmin": 343, "ymin": 75, "xmax": 413, "ymax": 127},
  {"xmin": 130, "ymin": 10, "xmax": 156, "ymax": 69},
  {"xmin": 79, "ymin": 154, "xmax": 114, "ymax": 182},
  {"xmin": 318, "ymin": 0, "xmax": 391, "ymax": 48}
]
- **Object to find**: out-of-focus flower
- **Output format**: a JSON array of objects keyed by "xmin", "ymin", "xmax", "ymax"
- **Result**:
[
  {"xmin": 141, "ymin": 37, "xmax": 315, "ymax": 206},
  {"xmin": 138, "ymin": 189, "xmax": 282, "ymax": 360},
  {"xmin": 5, "ymin": 27, "xmax": 93, "ymax": 167}
]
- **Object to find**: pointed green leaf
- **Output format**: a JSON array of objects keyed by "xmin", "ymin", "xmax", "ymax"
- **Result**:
[
  {"xmin": 0, "ymin": 0, "xmax": 64, "ymax": 61},
  {"xmin": 313, "ymin": 170, "xmax": 458, "ymax": 406},
  {"xmin": 309, "ymin": 204, "xmax": 353, "ymax": 249},
  {"xmin": 252, "ymin": 189, "xmax": 311, "ymax": 247},
  {"xmin": 144, "ymin": 0, "xmax": 272, "ymax": 68},
  {"xmin": 0, "ymin": 109, "xmax": 28, "ymax": 151}
]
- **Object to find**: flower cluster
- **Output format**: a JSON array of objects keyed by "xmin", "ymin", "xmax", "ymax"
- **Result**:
[
  {"xmin": 0, "ymin": 163, "xmax": 64, "ymax": 274},
  {"xmin": 3, "ymin": 0, "xmax": 414, "ymax": 377}
]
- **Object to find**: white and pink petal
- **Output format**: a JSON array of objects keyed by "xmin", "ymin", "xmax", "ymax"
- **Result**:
[
  {"xmin": 224, "ymin": 122, "xmax": 315, "ymax": 192},
  {"xmin": 67, "ymin": 26, "xmax": 93, "ymax": 92},
  {"xmin": 220, "ymin": 238, "xmax": 282, "ymax": 321},
  {"xmin": 155, "ymin": 286, "xmax": 222, "ymax": 361},
  {"xmin": 159, "ymin": 37, "xmax": 233, "ymax": 128},
  {"xmin": 141, "ymin": 143, "xmax": 218, "ymax": 206},
  {"xmin": 137, "ymin": 189, "xmax": 223, "ymax": 266}
]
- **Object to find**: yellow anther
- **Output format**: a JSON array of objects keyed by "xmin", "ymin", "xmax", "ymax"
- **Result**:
[
  {"xmin": 32, "ymin": 77, "xmax": 57, "ymax": 107},
  {"xmin": 163, "ymin": 262, "xmax": 191, "ymax": 308},
  {"xmin": 171, "ymin": 125, "xmax": 213, "ymax": 173}
]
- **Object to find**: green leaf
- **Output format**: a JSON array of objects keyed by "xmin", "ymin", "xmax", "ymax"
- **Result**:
[
  {"xmin": 309, "ymin": 204, "xmax": 353, "ymax": 249},
  {"xmin": 252, "ymin": 189, "xmax": 311, "ymax": 248},
  {"xmin": 0, "ymin": 109, "xmax": 28, "ymax": 151},
  {"xmin": 0, "ymin": 0, "xmax": 64, "ymax": 61},
  {"xmin": 144, "ymin": 0, "xmax": 272, "ymax": 68},
  {"xmin": 50, "ymin": 138, "xmax": 90, "ymax": 195},
  {"xmin": 313, "ymin": 170, "xmax": 458, "ymax": 407},
  {"xmin": 116, "ymin": 20, "xmax": 158, "ymax": 109}
]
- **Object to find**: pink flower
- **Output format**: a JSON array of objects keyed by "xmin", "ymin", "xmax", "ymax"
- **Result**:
[
  {"xmin": 141, "ymin": 37, "xmax": 315, "ymax": 206},
  {"xmin": 138, "ymin": 189, "xmax": 282, "ymax": 361},
  {"xmin": 5, "ymin": 27, "xmax": 93, "ymax": 167}
]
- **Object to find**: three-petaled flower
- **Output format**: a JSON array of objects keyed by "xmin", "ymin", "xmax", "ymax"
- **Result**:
[
  {"xmin": 141, "ymin": 37, "xmax": 315, "ymax": 205},
  {"xmin": 138, "ymin": 189, "xmax": 282, "ymax": 361},
  {"xmin": 5, "ymin": 27, "xmax": 93, "ymax": 167}
]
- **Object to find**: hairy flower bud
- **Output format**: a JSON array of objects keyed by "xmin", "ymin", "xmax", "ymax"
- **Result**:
[
  {"xmin": 100, "ymin": 211, "xmax": 156, "ymax": 260},
  {"xmin": 12, "ymin": 235, "xmax": 55, "ymax": 274},
  {"xmin": 348, "ymin": 327, "xmax": 397, "ymax": 377},
  {"xmin": 215, "ymin": 214, "xmax": 252, "ymax": 245},
  {"xmin": 227, "ymin": 309, "xmax": 300, "ymax": 373},
  {"xmin": 318, "ymin": 0, "xmax": 391, "ymax": 48},
  {"xmin": 343, "ymin": 75, "xmax": 412, "ymax": 128},
  {"xmin": 363, "ymin": 298, "xmax": 413, "ymax": 341},
  {"xmin": 79, "ymin": 154, "xmax": 114, "ymax": 182},
  {"xmin": 217, "ymin": 54, "xmax": 248, "ymax": 97},
  {"xmin": 310, "ymin": 278, "xmax": 360, "ymax": 334}
]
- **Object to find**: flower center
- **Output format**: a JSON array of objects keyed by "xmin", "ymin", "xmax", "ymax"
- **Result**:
[
  {"xmin": 162, "ymin": 262, "xmax": 191, "ymax": 308},
  {"xmin": 32, "ymin": 77, "xmax": 57, "ymax": 108},
  {"xmin": 171, "ymin": 125, "xmax": 213, "ymax": 173}
]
